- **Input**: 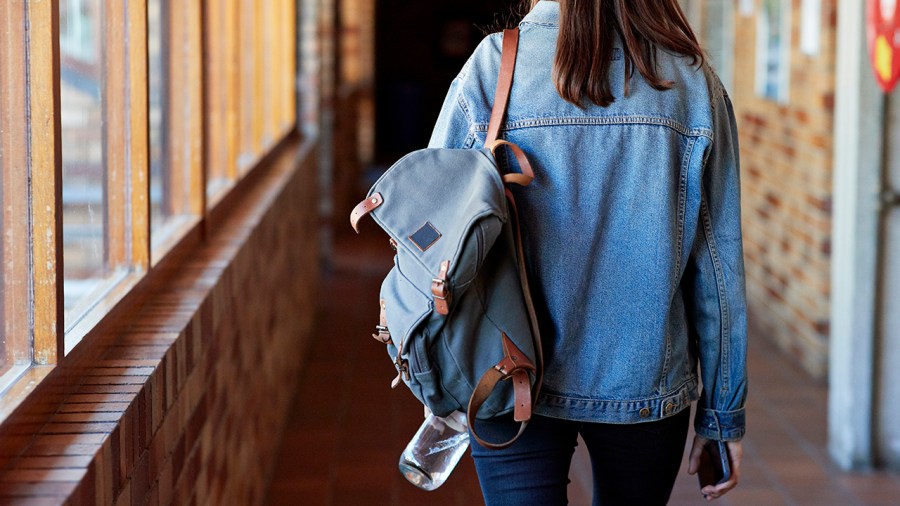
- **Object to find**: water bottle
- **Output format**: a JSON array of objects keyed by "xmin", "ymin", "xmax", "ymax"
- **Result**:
[{"xmin": 398, "ymin": 411, "xmax": 469, "ymax": 491}]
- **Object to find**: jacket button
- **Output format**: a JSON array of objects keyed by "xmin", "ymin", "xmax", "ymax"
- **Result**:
[
  {"xmin": 639, "ymin": 408, "xmax": 650, "ymax": 418},
  {"xmin": 665, "ymin": 402, "xmax": 674, "ymax": 415}
]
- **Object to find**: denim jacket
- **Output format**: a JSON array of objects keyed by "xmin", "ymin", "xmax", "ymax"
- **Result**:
[{"xmin": 427, "ymin": 1, "xmax": 747, "ymax": 441}]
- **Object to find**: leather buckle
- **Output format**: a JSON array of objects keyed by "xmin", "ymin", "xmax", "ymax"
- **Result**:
[
  {"xmin": 391, "ymin": 358, "xmax": 410, "ymax": 389},
  {"xmin": 431, "ymin": 260, "xmax": 452, "ymax": 315},
  {"xmin": 372, "ymin": 325, "xmax": 391, "ymax": 344},
  {"xmin": 431, "ymin": 278, "xmax": 448, "ymax": 299}
]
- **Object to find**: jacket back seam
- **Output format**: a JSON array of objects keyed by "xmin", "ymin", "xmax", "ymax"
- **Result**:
[{"xmin": 471, "ymin": 116, "xmax": 713, "ymax": 139}]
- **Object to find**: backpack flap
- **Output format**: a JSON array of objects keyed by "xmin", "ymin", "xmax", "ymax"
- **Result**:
[{"xmin": 364, "ymin": 147, "xmax": 509, "ymax": 302}]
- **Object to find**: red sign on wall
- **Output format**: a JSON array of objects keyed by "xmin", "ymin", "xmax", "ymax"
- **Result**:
[{"xmin": 868, "ymin": 0, "xmax": 900, "ymax": 92}]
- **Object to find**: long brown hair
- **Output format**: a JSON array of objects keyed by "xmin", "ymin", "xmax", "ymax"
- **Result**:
[{"xmin": 527, "ymin": 0, "xmax": 704, "ymax": 107}]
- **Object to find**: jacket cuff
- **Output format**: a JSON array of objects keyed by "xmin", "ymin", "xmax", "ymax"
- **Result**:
[{"xmin": 694, "ymin": 407, "xmax": 745, "ymax": 441}]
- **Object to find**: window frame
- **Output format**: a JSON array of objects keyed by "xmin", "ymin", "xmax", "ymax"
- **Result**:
[
  {"xmin": 30, "ymin": 0, "xmax": 66, "ymax": 366},
  {"xmin": 755, "ymin": 0, "xmax": 793, "ymax": 104},
  {"xmin": 1, "ymin": 1, "xmax": 36, "ymax": 387}
]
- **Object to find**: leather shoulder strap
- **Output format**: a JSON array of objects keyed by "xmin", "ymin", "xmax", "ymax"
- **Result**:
[{"xmin": 485, "ymin": 28, "xmax": 519, "ymax": 146}]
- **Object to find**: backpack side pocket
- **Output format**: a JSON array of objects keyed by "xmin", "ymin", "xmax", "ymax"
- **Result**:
[{"xmin": 381, "ymin": 255, "xmax": 461, "ymax": 415}]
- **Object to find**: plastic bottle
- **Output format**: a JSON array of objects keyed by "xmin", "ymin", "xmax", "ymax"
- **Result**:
[{"xmin": 398, "ymin": 411, "xmax": 469, "ymax": 491}]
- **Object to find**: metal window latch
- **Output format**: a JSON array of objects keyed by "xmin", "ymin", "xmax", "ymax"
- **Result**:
[{"xmin": 880, "ymin": 190, "xmax": 900, "ymax": 208}]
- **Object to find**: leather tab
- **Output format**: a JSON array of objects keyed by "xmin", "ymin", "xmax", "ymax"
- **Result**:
[
  {"xmin": 499, "ymin": 332, "xmax": 537, "ymax": 373},
  {"xmin": 431, "ymin": 261, "xmax": 452, "ymax": 315},
  {"xmin": 511, "ymin": 370, "xmax": 532, "ymax": 422},
  {"xmin": 392, "ymin": 357, "xmax": 409, "ymax": 389},
  {"xmin": 350, "ymin": 193, "xmax": 383, "ymax": 233},
  {"xmin": 485, "ymin": 29, "xmax": 520, "ymax": 146},
  {"xmin": 372, "ymin": 299, "xmax": 391, "ymax": 344}
]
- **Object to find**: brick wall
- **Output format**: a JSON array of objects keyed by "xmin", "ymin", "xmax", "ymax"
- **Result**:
[
  {"xmin": 723, "ymin": 0, "xmax": 837, "ymax": 378},
  {"xmin": 0, "ymin": 138, "xmax": 320, "ymax": 504}
]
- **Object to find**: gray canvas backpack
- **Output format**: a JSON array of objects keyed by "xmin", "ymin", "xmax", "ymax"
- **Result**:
[{"xmin": 350, "ymin": 28, "xmax": 542, "ymax": 449}]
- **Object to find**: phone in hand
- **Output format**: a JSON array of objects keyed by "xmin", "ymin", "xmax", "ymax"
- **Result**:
[{"xmin": 697, "ymin": 439, "xmax": 732, "ymax": 489}]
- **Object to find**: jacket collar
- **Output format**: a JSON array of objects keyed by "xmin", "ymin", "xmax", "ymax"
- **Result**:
[{"xmin": 521, "ymin": 1, "xmax": 560, "ymax": 26}]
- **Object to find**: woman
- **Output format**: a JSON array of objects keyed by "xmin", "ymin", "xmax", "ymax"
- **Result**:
[{"xmin": 428, "ymin": 0, "xmax": 747, "ymax": 504}]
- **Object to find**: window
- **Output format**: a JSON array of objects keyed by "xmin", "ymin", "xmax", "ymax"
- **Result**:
[
  {"xmin": 207, "ymin": 0, "xmax": 296, "ymax": 192},
  {"xmin": 1, "ymin": 2, "xmax": 32, "ymax": 387},
  {"xmin": 704, "ymin": 0, "xmax": 734, "ymax": 92},
  {"xmin": 678, "ymin": 0, "xmax": 734, "ymax": 93},
  {"xmin": 149, "ymin": 0, "xmax": 203, "ymax": 254},
  {"xmin": 756, "ymin": 0, "xmax": 792, "ymax": 103},
  {"xmin": 800, "ymin": 0, "xmax": 821, "ymax": 56},
  {"xmin": 60, "ymin": 0, "xmax": 97, "ymax": 61},
  {"xmin": 239, "ymin": 0, "xmax": 261, "ymax": 172},
  {"xmin": 1, "ymin": 0, "xmax": 298, "ymax": 402},
  {"xmin": 205, "ymin": 0, "xmax": 241, "ymax": 200},
  {"xmin": 60, "ymin": 0, "xmax": 125, "ymax": 330},
  {"xmin": 148, "ymin": 0, "xmax": 169, "ymax": 237},
  {"xmin": 679, "ymin": 0, "xmax": 702, "ymax": 31}
]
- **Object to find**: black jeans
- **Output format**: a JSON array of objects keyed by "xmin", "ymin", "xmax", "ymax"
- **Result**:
[{"xmin": 469, "ymin": 407, "xmax": 690, "ymax": 505}]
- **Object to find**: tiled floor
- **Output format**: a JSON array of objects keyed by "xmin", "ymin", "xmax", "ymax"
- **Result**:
[{"xmin": 265, "ymin": 230, "xmax": 900, "ymax": 505}]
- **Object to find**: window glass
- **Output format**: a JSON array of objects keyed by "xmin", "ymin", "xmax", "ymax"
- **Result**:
[
  {"xmin": 1, "ymin": 14, "xmax": 6, "ymax": 379},
  {"xmin": 148, "ymin": 0, "xmax": 169, "ymax": 234},
  {"xmin": 205, "ymin": 0, "xmax": 238, "ymax": 200},
  {"xmin": 239, "ymin": 1, "xmax": 259, "ymax": 171},
  {"xmin": 756, "ymin": 0, "xmax": 791, "ymax": 102},
  {"xmin": 678, "ymin": 0, "xmax": 702, "ymax": 30},
  {"xmin": 149, "ymin": 0, "xmax": 200, "ymax": 248},
  {"xmin": 59, "ymin": 0, "xmax": 113, "ymax": 327},
  {"xmin": 704, "ymin": 0, "xmax": 734, "ymax": 92},
  {"xmin": 261, "ymin": 0, "xmax": 275, "ymax": 148}
]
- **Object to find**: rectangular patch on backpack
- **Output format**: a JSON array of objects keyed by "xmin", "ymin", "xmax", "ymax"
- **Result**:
[{"xmin": 408, "ymin": 222, "xmax": 441, "ymax": 252}]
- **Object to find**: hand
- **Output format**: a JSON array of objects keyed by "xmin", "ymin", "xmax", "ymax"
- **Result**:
[
  {"xmin": 687, "ymin": 435, "xmax": 742, "ymax": 501},
  {"xmin": 424, "ymin": 405, "xmax": 432, "ymax": 418}
]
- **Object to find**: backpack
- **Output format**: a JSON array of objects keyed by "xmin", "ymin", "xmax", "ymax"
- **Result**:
[{"xmin": 350, "ymin": 28, "xmax": 542, "ymax": 449}]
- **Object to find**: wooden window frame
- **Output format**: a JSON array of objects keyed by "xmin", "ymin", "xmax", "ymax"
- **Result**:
[
  {"xmin": 30, "ymin": 0, "xmax": 65, "ymax": 365},
  {"xmin": 1, "ymin": 1, "xmax": 35, "ymax": 385},
  {"xmin": 100, "ymin": 0, "xmax": 151, "ymax": 274}
]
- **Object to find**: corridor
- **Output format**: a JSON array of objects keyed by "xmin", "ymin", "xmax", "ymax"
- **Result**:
[
  {"xmin": 3, "ymin": 1, "xmax": 900, "ymax": 504},
  {"xmin": 264, "ymin": 230, "xmax": 900, "ymax": 506}
]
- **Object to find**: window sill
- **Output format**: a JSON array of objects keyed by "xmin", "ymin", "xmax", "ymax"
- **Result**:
[
  {"xmin": 150, "ymin": 214, "xmax": 204, "ymax": 267},
  {"xmin": 63, "ymin": 270, "xmax": 146, "ymax": 355},
  {"xmin": 0, "ymin": 366, "xmax": 54, "ymax": 421}
]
